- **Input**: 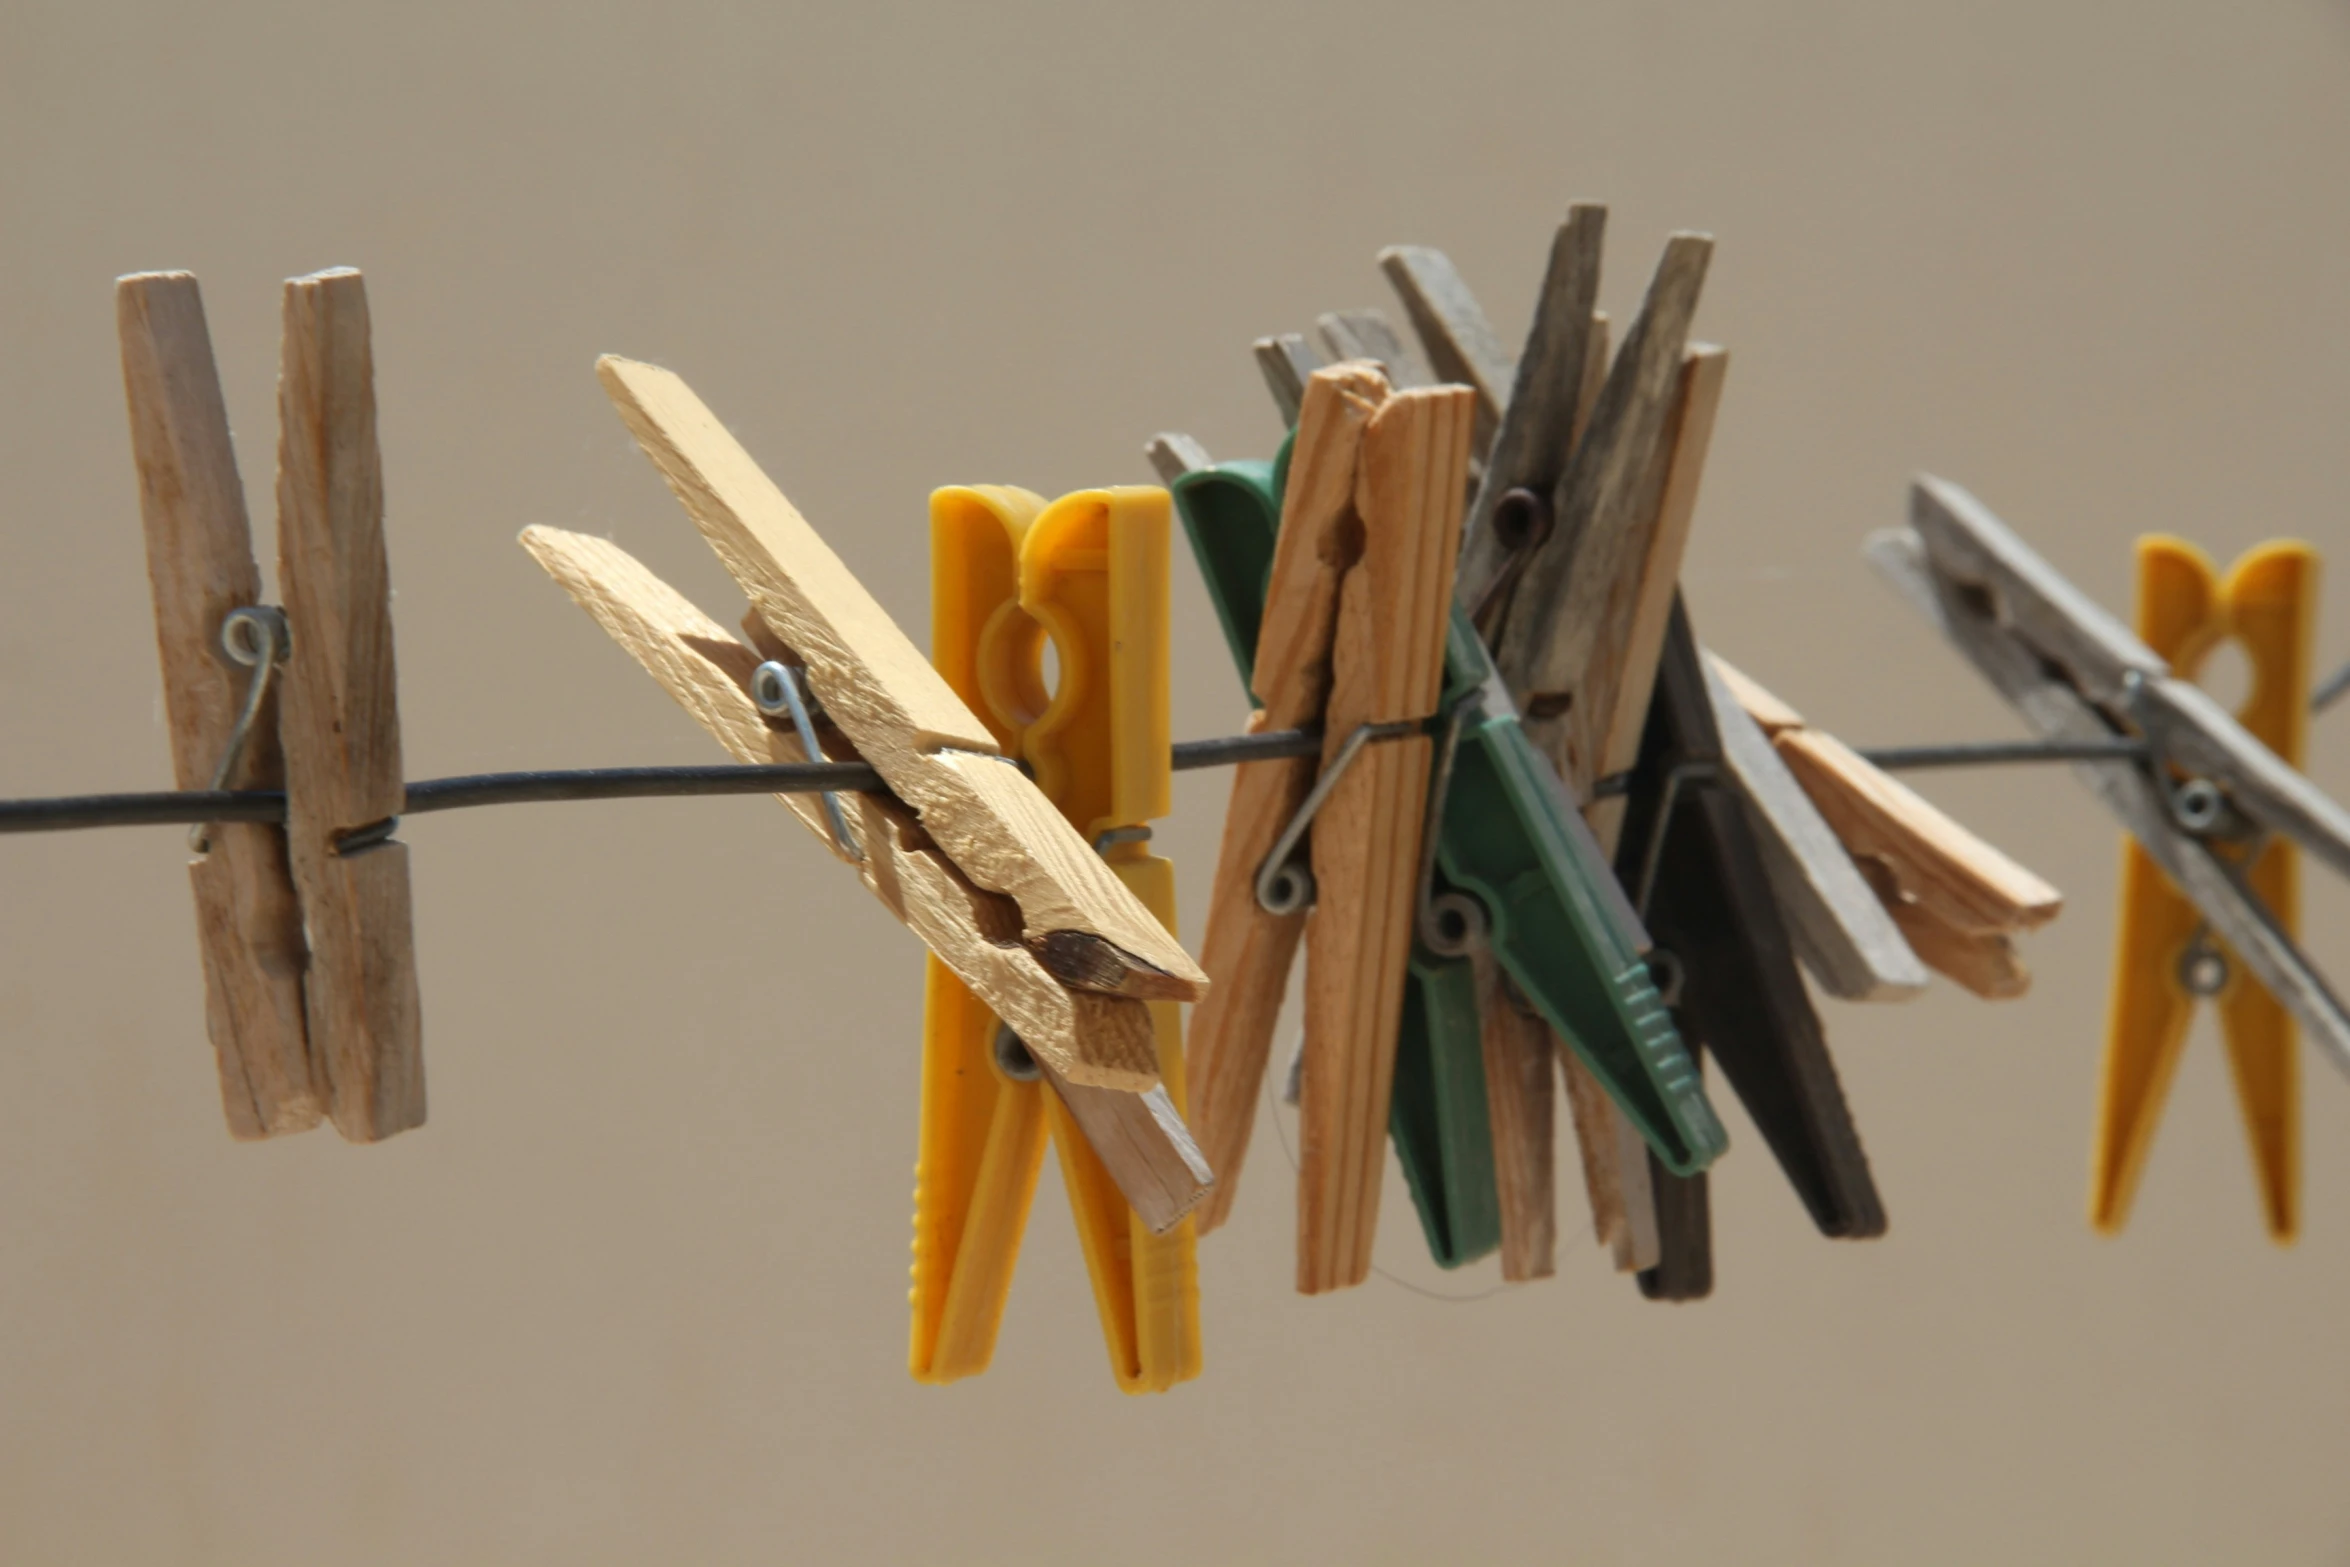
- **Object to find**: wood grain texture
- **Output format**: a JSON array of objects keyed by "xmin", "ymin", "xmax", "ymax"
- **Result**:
[
  {"xmin": 1314, "ymin": 309, "xmax": 1432, "ymax": 389},
  {"xmin": 1558, "ymin": 1051, "xmax": 1656, "ymax": 1268},
  {"xmin": 595, "ymin": 357, "xmax": 1200, "ymax": 1089},
  {"xmin": 1297, "ymin": 384, "xmax": 1473, "ymax": 1293},
  {"xmin": 1253, "ymin": 334, "xmax": 1321, "ymax": 427},
  {"xmin": 1583, "ymin": 345, "xmax": 1729, "ymax": 849},
  {"xmin": 273, "ymin": 269, "xmax": 422, "ymax": 1143},
  {"xmin": 519, "ymin": 526, "xmax": 1211, "ymax": 1227},
  {"xmin": 1883, "ymin": 896, "xmax": 2030, "ymax": 999},
  {"xmin": 1770, "ymin": 725, "xmax": 2062, "ymax": 936},
  {"xmin": 118, "ymin": 271, "xmax": 317, "ymax": 1139},
  {"xmin": 1377, "ymin": 245, "xmax": 1512, "ymax": 453},
  {"xmin": 1456, "ymin": 205, "xmax": 1606, "ymax": 613},
  {"xmin": 1185, "ymin": 365, "xmax": 1390, "ymax": 1234},
  {"xmin": 1493, "ymin": 234, "xmax": 1711, "ymax": 785},
  {"xmin": 1184, "ymin": 717, "xmax": 1314, "ymax": 1235},
  {"xmin": 1704, "ymin": 658, "xmax": 1929, "ymax": 1001},
  {"xmin": 1476, "ymin": 956, "xmax": 1556, "ymax": 1281}
]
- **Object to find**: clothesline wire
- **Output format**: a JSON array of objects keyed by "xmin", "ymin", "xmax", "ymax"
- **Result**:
[{"xmin": 0, "ymin": 728, "xmax": 2173, "ymax": 838}]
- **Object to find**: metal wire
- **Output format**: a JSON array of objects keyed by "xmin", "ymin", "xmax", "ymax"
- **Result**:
[
  {"xmin": 0, "ymin": 720, "xmax": 2310, "ymax": 840},
  {"xmin": 187, "ymin": 606, "xmax": 290, "ymax": 853}
]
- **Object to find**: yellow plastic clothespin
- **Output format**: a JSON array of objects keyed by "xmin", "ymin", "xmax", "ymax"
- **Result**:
[
  {"xmin": 2094, "ymin": 535, "xmax": 2318, "ymax": 1242},
  {"xmin": 910, "ymin": 484, "xmax": 1201, "ymax": 1391}
]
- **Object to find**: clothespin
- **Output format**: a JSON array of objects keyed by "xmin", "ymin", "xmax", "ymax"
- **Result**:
[
  {"xmin": 1163, "ymin": 362, "xmax": 1517, "ymax": 1293},
  {"xmin": 1152, "ymin": 430, "xmax": 1504, "ymax": 1270},
  {"xmin": 911, "ymin": 483, "xmax": 1200, "ymax": 1389},
  {"xmin": 1347, "ymin": 207, "xmax": 1908, "ymax": 1290},
  {"xmin": 1872, "ymin": 480, "xmax": 2350, "ymax": 1233},
  {"xmin": 1710, "ymin": 657, "xmax": 2063, "ymax": 997},
  {"xmin": 523, "ymin": 359, "xmax": 1213, "ymax": 1233},
  {"xmin": 1613, "ymin": 599, "xmax": 1890, "ymax": 1298},
  {"xmin": 1155, "ymin": 377, "xmax": 1727, "ymax": 1288},
  {"xmin": 1388, "ymin": 213, "xmax": 1721, "ymax": 1276},
  {"xmin": 119, "ymin": 268, "xmax": 423, "ymax": 1142},
  {"xmin": 2092, "ymin": 536, "xmax": 2315, "ymax": 1240}
]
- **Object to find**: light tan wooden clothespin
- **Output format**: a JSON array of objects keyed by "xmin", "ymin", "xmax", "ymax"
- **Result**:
[
  {"xmin": 1709, "ymin": 656, "xmax": 2063, "ymax": 996},
  {"xmin": 120, "ymin": 268, "xmax": 424, "ymax": 1142},
  {"xmin": 522, "ymin": 358, "xmax": 1213, "ymax": 1229},
  {"xmin": 1180, "ymin": 362, "xmax": 1475, "ymax": 1291}
]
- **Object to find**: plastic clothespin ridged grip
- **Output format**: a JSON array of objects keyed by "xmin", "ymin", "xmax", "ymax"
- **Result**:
[
  {"xmin": 1434, "ymin": 614, "xmax": 1724, "ymax": 1173},
  {"xmin": 913, "ymin": 485, "xmax": 1200, "ymax": 1392},
  {"xmin": 2096, "ymin": 536, "xmax": 2315, "ymax": 1242}
]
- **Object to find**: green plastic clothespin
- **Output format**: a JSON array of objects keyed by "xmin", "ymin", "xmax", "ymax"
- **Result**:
[{"xmin": 1172, "ymin": 446, "xmax": 1727, "ymax": 1191}]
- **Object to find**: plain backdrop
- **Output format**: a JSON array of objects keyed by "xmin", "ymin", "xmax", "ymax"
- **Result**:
[{"xmin": 4, "ymin": 2, "xmax": 2349, "ymax": 1562}]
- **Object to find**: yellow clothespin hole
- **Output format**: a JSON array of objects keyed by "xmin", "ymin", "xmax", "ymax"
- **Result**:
[
  {"xmin": 910, "ymin": 485, "xmax": 1199, "ymax": 1392},
  {"xmin": 2094, "ymin": 535, "xmax": 2318, "ymax": 1244}
]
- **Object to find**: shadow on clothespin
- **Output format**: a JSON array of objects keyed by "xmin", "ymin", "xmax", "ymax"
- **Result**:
[
  {"xmin": 120, "ymin": 268, "xmax": 423, "ymax": 1142},
  {"xmin": 912, "ymin": 483, "xmax": 1201, "ymax": 1391},
  {"xmin": 1874, "ymin": 480, "xmax": 2350, "ymax": 1243},
  {"xmin": 523, "ymin": 360, "xmax": 1213, "ymax": 1240}
]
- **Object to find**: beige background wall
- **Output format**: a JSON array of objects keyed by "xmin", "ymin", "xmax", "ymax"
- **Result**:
[{"xmin": 4, "ymin": 2, "xmax": 2348, "ymax": 1561}]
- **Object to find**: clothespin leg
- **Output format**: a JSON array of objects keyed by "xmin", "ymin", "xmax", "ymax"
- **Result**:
[
  {"xmin": 274, "ymin": 269, "xmax": 423, "ymax": 1142},
  {"xmin": 1475, "ymin": 955, "xmax": 1556, "ymax": 1280},
  {"xmin": 2090, "ymin": 843, "xmax": 2202, "ymax": 1234},
  {"xmin": 118, "ymin": 271, "xmax": 318, "ymax": 1138},
  {"xmin": 911, "ymin": 959, "xmax": 1051, "ymax": 1383},
  {"xmin": 2220, "ymin": 841, "xmax": 2299, "ymax": 1241},
  {"xmin": 1051, "ymin": 852, "xmax": 1200, "ymax": 1392}
]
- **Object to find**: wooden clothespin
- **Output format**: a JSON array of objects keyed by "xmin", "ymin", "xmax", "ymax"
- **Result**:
[
  {"xmin": 1392, "ymin": 211, "xmax": 1722, "ymax": 1278},
  {"xmin": 912, "ymin": 483, "xmax": 1200, "ymax": 1389},
  {"xmin": 120, "ymin": 268, "xmax": 423, "ymax": 1142},
  {"xmin": 1374, "ymin": 209, "xmax": 1913, "ymax": 1295},
  {"xmin": 1709, "ymin": 656, "xmax": 2062, "ymax": 997},
  {"xmin": 1874, "ymin": 480, "xmax": 2350, "ymax": 1237},
  {"xmin": 1157, "ymin": 374, "xmax": 1727, "ymax": 1288},
  {"xmin": 1188, "ymin": 363, "xmax": 1477, "ymax": 1293},
  {"xmin": 523, "ymin": 358, "xmax": 1211, "ymax": 1231}
]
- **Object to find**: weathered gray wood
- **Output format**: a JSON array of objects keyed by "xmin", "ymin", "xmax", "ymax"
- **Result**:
[
  {"xmin": 1490, "ymin": 235, "xmax": 1711, "ymax": 788},
  {"xmin": 274, "ymin": 268, "xmax": 425, "ymax": 1142},
  {"xmin": 1145, "ymin": 432, "xmax": 1213, "ymax": 485},
  {"xmin": 1456, "ymin": 205, "xmax": 1607, "ymax": 615},
  {"xmin": 1377, "ymin": 245, "xmax": 1513, "ymax": 452},
  {"xmin": 1704, "ymin": 657, "xmax": 1930, "ymax": 1001},
  {"xmin": 1253, "ymin": 334, "xmax": 1322, "ymax": 426},
  {"xmin": 1912, "ymin": 476, "xmax": 2350, "ymax": 883},
  {"xmin": 1870, "ymin": 525, "xmax": 2350, "ymax": 1080},
  {"xmin": 1313, "ymin": 308, "xmax": 1432, "ymax": 388},
  {"xmin": 118, "ymin": 271, "xmax": 319, "ymax": 1138}
]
